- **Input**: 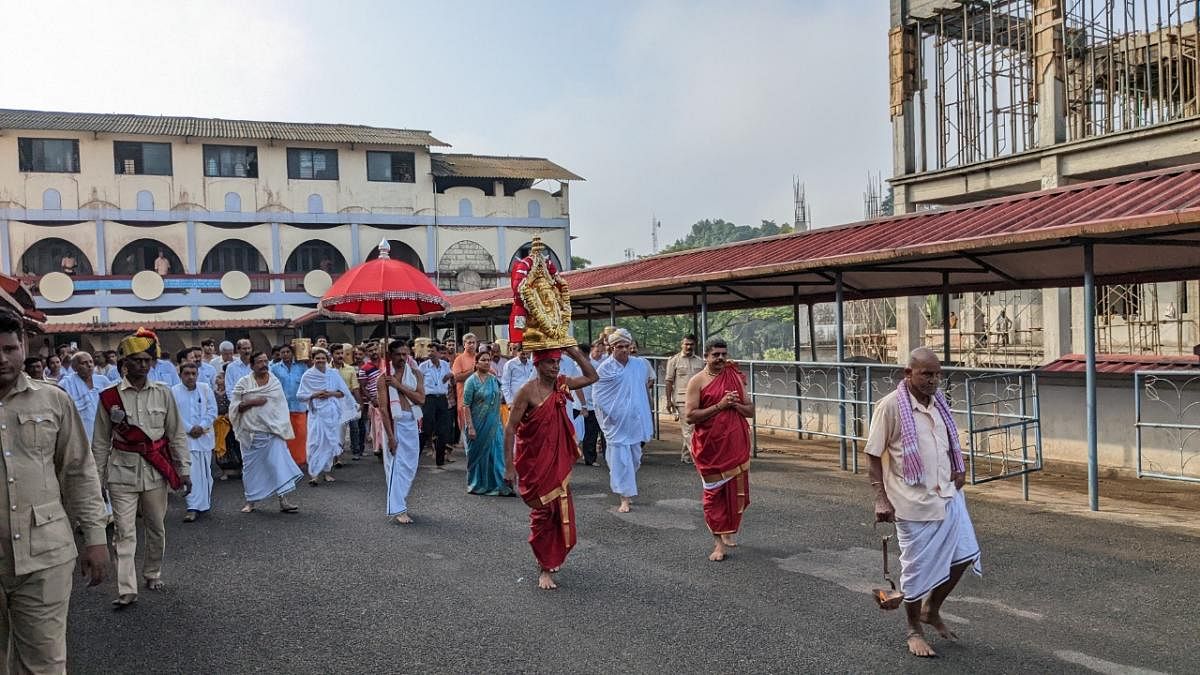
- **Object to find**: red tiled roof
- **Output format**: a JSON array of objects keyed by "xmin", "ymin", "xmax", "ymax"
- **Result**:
[
  {"xmin": 45, "ymin": 319, "xmax": 292, "ymax": 334},
  {"xmin": 447, "ymin": 163, "xmax": 1200, "ymax": 318},
  {"xmin": 1040, "ymin": 353, "xmax": 1200, "ymax": 375}
]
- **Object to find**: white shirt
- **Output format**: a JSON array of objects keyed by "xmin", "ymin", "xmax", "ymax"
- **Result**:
[
  {"xmin": 150, "ymin": 359, "xmax": 180, "ymax": 386},
  {"xmin": 100, "ymin": 364, "xmax": 120, "ymax": 382},
  {"xmin": 198, "ymin": 361, "xmax": 218, "ymax": 391},
  {"xmin": 583, "ymin": 358, "xmax": 603, "ymax": 410},
  {"xmin": 225, "ymin": 360, "xmax": 253, "ymax": 394},
  {"xmin": 501, "ymin": 357, "xmax": 535, "ymax": 403},
  {"xmin": 59, "ymin": 371, "xmax": 112, "ymax": 443},
  {"xmin": 171, "ymin": 382, "xmax": 217, "ymax": 452},
  {"xmin": 418, "ymin": 359, "xmax": 452, "ymax": 396}
]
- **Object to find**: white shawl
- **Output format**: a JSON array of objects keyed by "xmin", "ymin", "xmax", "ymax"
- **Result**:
[
  {"xmin": 298, "ymin": 365, "xmax": 358, "ymax": 425},
  {"xmin": 593, "ymin": 355, "xmax": 654, "ymax": 445},
  {"xmin": 387, "ymin": 362, "xmax": 423, "ymax": 423},
  {"xmin": 229, "ymin": 372, "xmax": 294, "ymax": 447}
]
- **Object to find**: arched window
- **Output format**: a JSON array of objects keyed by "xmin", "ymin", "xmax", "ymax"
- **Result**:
[
  {"xmin": 437, "ymin": 240, "xmax": 497, "ymax": 291},
  {"xmin": 527, "ymin": 200, "xmax": 541, "ymax": 218},
  {"xmin": 136, "ymin": 190, "xmax": 154, "ymax": 211},
  {"xmin": 42, "ymin": 189, "xmax": 61, "ymax": 210},
  {"xmin": 286, "ymin": 240, "xmax": 346, "ymax": 275},
  {"xmin": 19, "ymin": 238, "xmax": 92, "ymax": 276},
  {"xmin": 458, "ymin": 198, "xmax": 473, "ymax": 217},
  {"xmin": 509, "ymin": 240, "xmax": 563, "ymax": 272},
  {"xmin": 307, "ymin": 194, "xmax": 324, "ymax": 214},
  {"xmin": 201, "ymin": 240, "xmax": 269, "ymax": 274},
  {"xmin": 111, "ymin": 239, "xmax": 184, "ymax": 276},
  {"xmin": 365, "ymin": 240, "xmax": 424, "ymax": 270},
  {"xmin": 224, "ymin": 192, "xmax": 241, "ymax": 213}
]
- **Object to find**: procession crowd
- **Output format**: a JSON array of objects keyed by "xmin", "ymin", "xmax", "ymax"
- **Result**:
[{"xmin": 2, "ymin": 312, "xmax": 982, "ymax": 670}]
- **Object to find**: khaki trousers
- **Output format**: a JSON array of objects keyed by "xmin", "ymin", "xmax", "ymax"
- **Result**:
[
  {"xmin": 677, "ymin": 400, "xmax": 694, "ymax": 460},
  {"xmin": 0, "ymin": 560, "xmax": 73, "ymax": 674},
  {"xmin": 110, "ymin": 486, "xmax": 168, "ymax": 597}
]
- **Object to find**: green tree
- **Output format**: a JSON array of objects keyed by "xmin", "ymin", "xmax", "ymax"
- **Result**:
[
  {"xmin": 594, "ymin": 218, "xmax": 799, "ymax": 359},
  {"xmin": 570, "ymin": 255, "xmax": 591, "ymax": 270}
]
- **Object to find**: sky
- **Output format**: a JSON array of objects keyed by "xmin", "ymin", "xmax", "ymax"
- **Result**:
[{"xmin": 0, "ymin": 0, "xmax": 891, "ymax": 266}]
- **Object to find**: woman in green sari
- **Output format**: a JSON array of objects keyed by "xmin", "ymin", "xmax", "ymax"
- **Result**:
[{"xmin": 463, "ymin": 347, "xmax": 514, "ymax": 496}]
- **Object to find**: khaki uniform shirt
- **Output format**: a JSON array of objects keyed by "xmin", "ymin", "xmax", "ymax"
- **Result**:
[
  {"xmin": 0, "ymin": 374, "xmax": 108, "ymax": 576},
  {"xmin": 665, "ymin": 353, "xmax": 705, "ymax": 405},
  {"xmin": 91, "ymin": 379, "xmax": 190, "ymax": 493},
  {"xmin": 865, "ymin": 389, "xmax": 957, "ymax": 522}
]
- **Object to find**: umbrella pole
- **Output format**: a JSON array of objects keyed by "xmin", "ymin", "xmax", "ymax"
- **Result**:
[{"xmin": 383, "ymin": 303, "xmax": 391, "ymax": 378}]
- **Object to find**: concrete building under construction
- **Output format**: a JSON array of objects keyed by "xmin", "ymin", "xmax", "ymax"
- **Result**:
[{"xmin": 888, "ymin": 0, "xmax": 1200, "ymax": 365}]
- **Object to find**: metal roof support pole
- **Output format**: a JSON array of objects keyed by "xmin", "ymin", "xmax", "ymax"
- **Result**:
[
  {"xmin": 793, "ymin": 287, "xmax": 804, "ymax": 441},
  {"xmin": 586, "ymin": 317, "xmax": 593, "ymax": 346},
  {"xmin": 941, "ymin": 272, "xmax": 952, "ymax": 365},
  {"xmin": 836, "ymin": 273, "xmax": 847, "ymax": 471},
  {"xmin": 692, "ymin": 294, "xmax": 699, "ymax": 339},
  {"xmin": 807, "ymin": 303, "xmax": 818, "ymax": 362},
  {"xmin": 700, "ymin": 285, "xmax": 709, "ymax": 346},
  {"xmin": 1083, "ymin": 243, "xmax": 1099, "ymax": 511},
  {"xmin": 609, "ymin": 298, "xmax": 616, "ymax": 326}
]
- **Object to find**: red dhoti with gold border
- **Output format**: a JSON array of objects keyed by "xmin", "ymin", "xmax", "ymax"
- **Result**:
[
  {"xmin": 692, "ymin": 364, "xmax": 752, "ymax": 535},
  {"xmin": 515, "ymin": 375, "xmax": 580, "ymax": 571}
]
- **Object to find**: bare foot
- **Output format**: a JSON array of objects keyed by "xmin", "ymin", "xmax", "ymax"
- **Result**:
[
  {"xmin": 721, "ymin": 534, "xmax": 738, "ymax": 547},
  {"xmin": 323, "ymin": 474, "xmax": 336, "ymax": 483},
  {"xmin": 241, "ymin": 503, "xmax": 255, "ymax": 513},
  {"xmin": 907, "ymin": 631, "xmax": 937, "ymax": 657},
  {"xmin": 111, "ymin": 594, "xmax": 137, "ymax": 609},
  {"xmin": 145, "ymin": 578, "xmax": 164, "ymax": 591},
  {"xmin": 708, "ymin": 539, "xmax": 727, "ymax": 562},
  {"xmin": 395, "ymin": 513, "xmax": 413, "ymax": 524},
  {"xmin": 920, "ymin": 607, "xmax": 958, "ymax": 640},
  {"xmin": 618, "ymin": 498, "xmax": 632, "ymax": 513},
  {"xmin": 538, "ymin": 571, "xmax": 558, "ymax": 590},
  {"xmin": 278, "ymin": 499, "xmax": 300, "ymax": 513}
]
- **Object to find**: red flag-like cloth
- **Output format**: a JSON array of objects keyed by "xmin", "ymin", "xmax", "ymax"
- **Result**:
[
  {"xmin": 690, "ymin": 364, "xmax": 751, "ymax": 535},
  {"xmin": 514, "ymin": 375, "xmax": 579, "ymax": 571},
  {"xmin": 99, "ymin": 387, "xmax": 184, "ymax": 491}
]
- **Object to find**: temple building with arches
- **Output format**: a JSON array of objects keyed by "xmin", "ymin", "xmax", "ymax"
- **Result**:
[{"xmin": 0, "ymin": 109, "xmax": 581, "ymax": 351}]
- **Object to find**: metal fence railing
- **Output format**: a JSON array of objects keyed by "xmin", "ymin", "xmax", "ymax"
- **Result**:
[
  {"xmin": 1134, "ymin": 370, "xmax": 1200, "ymax": 483},
  {"xmin": 642, "ymin": 355, "xmax": 1042, "ymax": 493}
]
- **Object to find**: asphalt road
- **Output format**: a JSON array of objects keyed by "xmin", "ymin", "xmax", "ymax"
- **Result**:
[{"xmin": 66, "ymin": 443, "xmax": 1197, "ymax": 674}]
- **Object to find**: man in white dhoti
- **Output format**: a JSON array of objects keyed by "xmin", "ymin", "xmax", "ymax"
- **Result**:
[
  {"xmin": 60, "ymin": 352, "xmax": 112, "ymax": 445},
  {"xmin": 172, "ymin": 362, "xmax": 217, "ymax": 522},
  {"xmin": 379, "ymin": 339, "xmax": 425, "ymax": 525},
  {"xmin": 593, "ymin": 328, "xmax": 654, "ymax": 513},
  {"xmin": 297, "ymin": 348, "xmax": 357, "ymax": 486},
  {"xmin": 867, "ymin": 347, "xmax": 982, "ymax": 658},
  {"xmin": 229, "ymin": 351, "xmax": 303, "ymax": 514}
]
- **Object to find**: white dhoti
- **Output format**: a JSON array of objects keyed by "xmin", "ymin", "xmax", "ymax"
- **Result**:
[
  {"xmin": 594, "ymin": 355, "xmax": 655, "ymax": 501},
  {"xmin": 299, "ymin": 366, "xmax": 358, "ymax": 478},
  {"xmin": 186, "ymin": 449, "xmax": 214, "ymax": 512},
  {"xmin": 896, "ymin": 491, "xmax": 982, "ymax": 602},
  {"xmin": 242, "ymin": 433, "xmax": 303, "ymax": 502},
  {"xmin": 606, "ymin": 442, "xmax": 642, "ymax": 497},
  {"xmin": 384, "ymin": 412, "xmax": 420, "ymax": 516}
]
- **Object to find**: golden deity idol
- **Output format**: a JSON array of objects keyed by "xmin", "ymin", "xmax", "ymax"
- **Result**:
[{"xmin": 516, "ymin": 237, "xmax": 576, "ymax": 351}]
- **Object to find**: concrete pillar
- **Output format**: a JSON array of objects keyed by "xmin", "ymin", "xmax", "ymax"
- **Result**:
[
  {"xmin": 0, "ymin": 219, "xmax": 10, "ymax": 275},
  {"xmin": 1041, "ymin": 287, "xmax": 1072, "ymax": 361},
  {"xmin": 894, "ymin": 296, "xmax": 925, "ymax": 364},
  {"xmin": 1034, "ymin": 0, "xmax": 1067, "ymax": 150},
  {"xmin": 1070, "ymin": 287, "xmax": 1087, "ymax": 354},
  {"xmin": 493, "ymin": 181, "xmax": 505, "ymax": 198}
]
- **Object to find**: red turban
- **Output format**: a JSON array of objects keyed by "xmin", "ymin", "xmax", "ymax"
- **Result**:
[{"xmin": 532, "ymin": 349, "xmax": 562, "ymax": 364}]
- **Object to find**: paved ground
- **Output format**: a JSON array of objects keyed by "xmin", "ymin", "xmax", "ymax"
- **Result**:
[{"xmin": 66, "ymin": 442, "xmax": 1197, "ymax": 674}]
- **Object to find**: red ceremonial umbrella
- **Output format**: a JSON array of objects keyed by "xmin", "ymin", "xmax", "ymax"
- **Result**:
[{"xmin": 319, "ymin": 240, "xmax": 449, "ymax": 371}]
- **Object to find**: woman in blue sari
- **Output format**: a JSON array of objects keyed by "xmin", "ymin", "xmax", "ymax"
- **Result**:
[{"xmin": 463, "ymin": 347, "xmax": 514, "ymax": 496}]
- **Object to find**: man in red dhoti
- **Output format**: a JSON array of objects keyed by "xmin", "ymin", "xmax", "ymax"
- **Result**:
[
  {"xmin": 504, "ymin": 346, "xmax": 597, "ymax": 590},
  {"xmin": 684, "ymin": 337, "xmax": 755, "ymax": 562}
]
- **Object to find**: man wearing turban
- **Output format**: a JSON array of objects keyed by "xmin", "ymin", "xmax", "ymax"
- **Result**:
[
  {"xmin": 592, "ymin": 329, "xmax": 655, "ymax": 513},
  {"xmin": 92, "ymin": 329, "xmax": 190, "ymax": 608}
]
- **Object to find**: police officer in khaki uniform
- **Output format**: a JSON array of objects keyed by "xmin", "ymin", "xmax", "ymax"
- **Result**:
[
  {"xmin": 665, "ymin": 335, "xmax": 705, "ymax": 464},
  {"xmin": 0, "ymin": 309, "xmax": 110, "ymax": 673},
  {"xmin": 92, "ymin": 329, "xmax": 190, "ymax": 608}
]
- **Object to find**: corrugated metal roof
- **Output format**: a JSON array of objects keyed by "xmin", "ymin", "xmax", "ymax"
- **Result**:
[
  {"xmin": 45, "ymin": 319, "xmax": 291, "ymax": 335},
  {"xmin": 1039, "ymin": 354, "xmax": 1200, "ymax": 375},
  {"xmin": 0, "ymin": 108, "xmax": 448, "ymax": 147},
  {"xmin": 446, "ymin": 163, "xmax": 1200, "ymax": 318},
  {"xmin": 431, "ymin": 154, "xmax": 583, "ymax": 181}
]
